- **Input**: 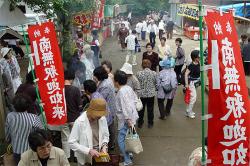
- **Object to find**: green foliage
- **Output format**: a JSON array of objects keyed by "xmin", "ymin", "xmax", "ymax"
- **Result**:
[{"xmin": 106, "ymin": 0, "xmax": 170, "ymax": 15}]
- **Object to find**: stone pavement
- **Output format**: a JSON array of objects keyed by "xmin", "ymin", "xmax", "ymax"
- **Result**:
[
  {"xmin": 101, "ymin": 33, "xmax": 250, "ymax": 165},
  {"xmin": 101, "ymin": 35, "xmax": 204, "ymax": 166}
]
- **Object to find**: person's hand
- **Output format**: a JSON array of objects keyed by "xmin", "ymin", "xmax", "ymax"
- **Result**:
[
  {"xmin": 101, "ymin": 145, "xmax": 108, "ymax": 153},
  {"xmin": 89, "ymin": 149, "xmax": 100, "ymax": 158},
  {"xmin": 127, "ymin": 119, "xmax": 133, "ymax": 127}
]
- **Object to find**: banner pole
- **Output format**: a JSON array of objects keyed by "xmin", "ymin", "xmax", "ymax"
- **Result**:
[
  {"xmin": 21, "ymin": 25, "xmax": 47, "ymax": 129},
  {"xmin": 198, "ymin": 0, "xmax": 206, "ymax": 164}
]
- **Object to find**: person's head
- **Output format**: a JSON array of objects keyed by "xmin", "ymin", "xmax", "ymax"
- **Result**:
[
  {"xmin": 93, "ymin": 66, "xmax": 109, "ymax": 83},
  {"xmin": 0, "ymin": 40, "xmax": 7, "ymax": 47},
  {"xmin": 142, "ymin": 59, "xmax": 152, "ymax": 69},
  {"xmin": 28, "ymin": 129, "xmax": 52, "ymax": 159},
  {"xmin": 120, "ymin": 62, "xmax": 133, "ymax": 75},
  {"xmin": 160, "ymin": 37, "xmax": 166, "ymax": 46},
  {"xmin": 175, "ymin": 38, "xmax": 182, "ymax": 47},
  {"xmin": 77, "ymin": 32, "xmax": 83, "ymax": 39},
  {"xmin": 190, "ymin": 50, "xmax": 200, "ymax": 62},
  {"xmin": 84, "ymin": 80, "xmax": 97, "ymax": 95},
  {"xmin": 13, "ymin": 94, "xmax": 32, "ymax": 112},
  {"xmin": 101, "ymin": 60, "xmax": 112, "ymax": 74},
  {"xmin": 132, "ymin": 30, "xmax": 136, "ymax": 35},
  {"xmin": 241, "ymin": 34, "xmax": 248, "ymax": 42},
  {"xmin": 1, "ymin": 47, "xmax": 12, "ymax": 59},
  {"xmin": 146, "ymin": 43, "xmax": 153, "ymax": 52},
  {"xmin": 86, "ymin": 98, "xmax": 107, "ymax": 121},
  {"xmin": 121, "ymin": 23, "xmax": 125, "ymax": 28},
  {"xmin": 114, "ymin": 70, "xmax": 127, "ymax": 88},
  {"xmin": 64, "ymin": 69, "xmax": 75, "ymax": 83},
  {"xmin": 26, "ymin": 70, "xmax": 35, "ymax": 84}
]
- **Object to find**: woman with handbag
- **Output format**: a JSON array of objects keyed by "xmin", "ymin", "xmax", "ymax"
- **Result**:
[
  {"xmin": 157, "ymin": 58, "xmax": 178, "ymax": 120},
  {"xmin": 114, "ymin": 70, "xmax": 139, "ymax": 166},
  {"xmin": 136, "ymin": 60, "xmax": 157, "ymax": 128}
]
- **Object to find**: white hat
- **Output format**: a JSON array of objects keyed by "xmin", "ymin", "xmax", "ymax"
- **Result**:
[
  {"xmin": 0, "ymin": 47, "xmax": 11, "ymax": 58},
  {"xmin": 120, "ymin": 63, "xmax": 133, "ymax": 75}
]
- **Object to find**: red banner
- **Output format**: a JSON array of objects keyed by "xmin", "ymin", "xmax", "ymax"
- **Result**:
[
  {"xmin": 28, "ymin": 22, "xmax": 67, "ymax": 125},
  {"xmin": 92, "ymin": 0, "xmax": 105, "ymax": 29},
  {"xmin": 206, "ymin": 11, "xmax": 250, "ymax": 165}
]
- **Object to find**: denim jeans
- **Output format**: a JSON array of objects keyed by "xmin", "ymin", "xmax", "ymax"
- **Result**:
[{"xmin": 118, "ymin": 124, "xmax": 132, "ymax": 165}]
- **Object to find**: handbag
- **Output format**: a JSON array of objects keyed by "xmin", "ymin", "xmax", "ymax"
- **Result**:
[
  {"xmin": 185, "ymin": 88, "xmax": 191, "ymax": 104},
  {"xmin": 135, "ymin": 97, "xmax": 143, "ymax": 111},
  {"xmin": 94, "ymin": 154, "xmax": 120, "ymax": 166},
  {"xmin": 125, "ymin": 127, "xmax": 143, "ymax": 154}
]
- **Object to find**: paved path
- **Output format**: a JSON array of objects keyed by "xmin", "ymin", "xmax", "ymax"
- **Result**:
[{"xmin": 101, "ymin": 34, "xmax": 205, "ymax": 166}]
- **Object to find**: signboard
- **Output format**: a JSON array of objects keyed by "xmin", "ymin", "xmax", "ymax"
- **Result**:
[
  {"xmin": 28, "ymin": 22, "xmax": 67, "ymax": 125},
  {"xmin": 206, "ymin": 11, "xmax": 250, "ymax": 165},
  {"xmin": 177, "ymin": 4, "xmax": 199, "ymax": 20}
]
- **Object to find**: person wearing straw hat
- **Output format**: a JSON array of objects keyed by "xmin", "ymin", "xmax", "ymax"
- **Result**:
[
  {"xmin": 120, "ymin": 62, "xmax": 140, "ymax": 96},
  {"xmin": 157, "ymin": 57, "xmax": 177, "ymax": 120},
  {"xmin": 0, "ymin": 47, "xmax": 22, "ymax": 93},
  {"xmin": 68, "ymin": 98, "xmax": 109, "ymax": 166}
]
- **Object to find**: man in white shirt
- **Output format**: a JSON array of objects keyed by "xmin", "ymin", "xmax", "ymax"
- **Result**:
[
  {"xmin": 141, "ymin": 20, "xmax": 148, "ymax": 41},
  {"xmin": 122, "ymin": 20, "xmax": 130, "ymax": 30},
  {"xmin": 158, "ymin": 20, "xmax": 165, "ymax": 39},
  {"xmin": 147, "ymin": 20, "xmax": 158, "ymax": 48},
  {"xmin": 125, "ymin": 30, "xmax": 137, "ymax": 65},
  {"xmin": 135, "ymin": 21, "xmax": 143, "ymax": 40}
]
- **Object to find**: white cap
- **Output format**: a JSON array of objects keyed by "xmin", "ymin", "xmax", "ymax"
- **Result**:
[
  {"xmin": 120, "ymin": 63, "xmax": 133, "ymax": 75},
  {"xmin": 0, "ymin": 47, "xmax": 11, "ymax": 58}
]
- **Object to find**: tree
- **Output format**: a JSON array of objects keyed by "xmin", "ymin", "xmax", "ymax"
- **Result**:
[
  {"xmin": 9, "ymin": 0, "xmax": 96, "ymax": 62},
  {"xmin": 106, "ymin": 0, "xmax": 170, "ymax": 15}
]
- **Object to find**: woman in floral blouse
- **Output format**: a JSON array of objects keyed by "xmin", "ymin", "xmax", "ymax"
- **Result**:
[{"xmin": 136, "ymin": 60, "xmax": 157, "ymax": 128}]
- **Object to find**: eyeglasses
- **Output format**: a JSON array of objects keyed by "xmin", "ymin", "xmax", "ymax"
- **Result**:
[{"xmin": 37, "ymin": 142, "xmax": 52, "ymax": 152}]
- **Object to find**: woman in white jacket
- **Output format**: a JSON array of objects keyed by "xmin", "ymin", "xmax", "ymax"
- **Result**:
[{"xmin": 68, "ymin": 99, "xmax": 109, "ymax": 166}]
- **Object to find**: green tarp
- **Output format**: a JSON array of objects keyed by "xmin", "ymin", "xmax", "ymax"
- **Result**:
[{"xmin": 104, "ymin": 5, "xmax": 113, "ymax": 17}]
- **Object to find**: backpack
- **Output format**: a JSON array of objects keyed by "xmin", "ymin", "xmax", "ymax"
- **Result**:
[{"xmin": 161, "ymin": 77, "xmax": 173, "ymax": 94}]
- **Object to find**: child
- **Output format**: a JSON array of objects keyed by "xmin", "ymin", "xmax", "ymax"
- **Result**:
[{"xmin": 185, "ymin": 50, "xmax": 200, "ymax": 119}]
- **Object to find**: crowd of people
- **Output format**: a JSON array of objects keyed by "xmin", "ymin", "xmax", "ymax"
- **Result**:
[{"xmin": 0, "ymin": 11, "xmax": 204, "ymax": 166}]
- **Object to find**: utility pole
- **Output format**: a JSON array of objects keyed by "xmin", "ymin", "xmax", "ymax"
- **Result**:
[{"xmin": 198, "ymin": 0, "xmax": 206, "ymax": 165}]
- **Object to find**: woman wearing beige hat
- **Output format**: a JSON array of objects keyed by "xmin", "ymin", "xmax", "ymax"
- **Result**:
[
  {"xmin": 0, "ymin": 47, "xmax": 21, "ymax": 93},
  {"xmin": 68, "ymin": 98, "xmax": 109, "ymax": 166},
  {"xmin": 120, "ymin": 62, "xmax": 140, "ymax": 96}
]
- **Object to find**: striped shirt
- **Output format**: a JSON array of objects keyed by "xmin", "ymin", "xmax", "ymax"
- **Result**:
[{"xmin": 5, "ymin": 112, "xmax": 43, "ymax": 154}]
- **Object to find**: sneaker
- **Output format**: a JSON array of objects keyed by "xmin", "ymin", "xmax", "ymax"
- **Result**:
[
  {"xmin": 123, "ymin": 162, "xmax": 133, "ymax": 166},
  {"xmin": 187, "ymin": 112, "xmax": 195, "ymax": 119}
]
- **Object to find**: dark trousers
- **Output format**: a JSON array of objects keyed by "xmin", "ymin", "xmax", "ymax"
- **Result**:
[
  {"xmin": 159, "ymin": 29, "xmax": 164, "ymax": 39},
  {"xmin": 108, "ymin": 121, "xmax": 115, "ymax": 150},
  {"xmin": 149, "ymin": 32, "xmax": 156, "ymax": 48},
  {"xmin": 158, "ymin": 98, "xmax": 174, "ymax": 118},
  {"xmin": 167, "ymin": 30, "xmax": 173, "ymax": 39},
  {"xmin": 174, "ymin": 64, "xmax": 184, "ymax": 84},
  {"xmin": 244, "ymin": 62, "xmax": 250, "ymax": 75},
  {"xmin": 141, "ymin": 31, "xmax": 146, "ymax": 41},
  {"xmin": 13, "ymin": 153, "xmax": 21, "ymax": 166},
  {"xmin": 139, "ymin": 97, "xmax": 155, "ymax": 125}
]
